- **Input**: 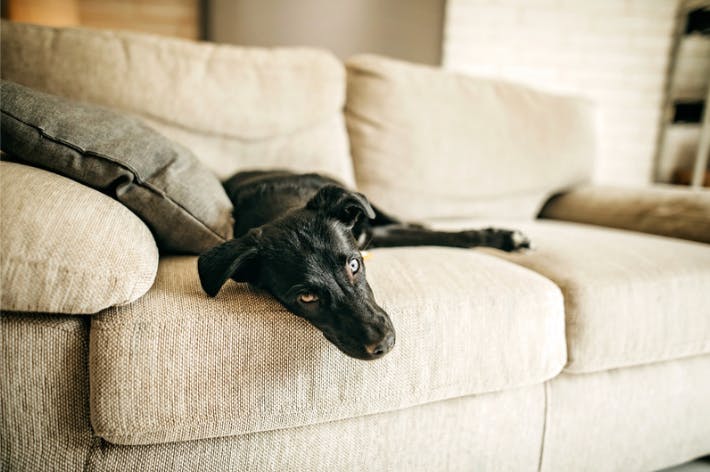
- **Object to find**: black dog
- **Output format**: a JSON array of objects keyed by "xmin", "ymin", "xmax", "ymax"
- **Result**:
[{"xmin": 198, "ymin": 170, "xmax": 531, "ymax": 360}]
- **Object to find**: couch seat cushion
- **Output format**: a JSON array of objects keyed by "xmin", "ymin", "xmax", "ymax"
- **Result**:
[
  {"xmin": 429, "ymin": 219, "xmax": 710, "ymax": 373},
  {"xmin": 0, "ymin": 161, "xmax": 158, "ymax": 314},
  {"xmin": 90, "ymin": 248, "xmax": 565, "ymax": 445}
]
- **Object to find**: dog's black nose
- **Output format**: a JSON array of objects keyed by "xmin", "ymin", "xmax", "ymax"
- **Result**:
[{"xmin": 365, "ymin": 332, "xmax": 395, "ymax": 357}]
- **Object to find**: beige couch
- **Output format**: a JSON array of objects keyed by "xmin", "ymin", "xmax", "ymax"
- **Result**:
[{"xmin": 2, "ymin": 22, "xmax": 710, "ymax": 472}]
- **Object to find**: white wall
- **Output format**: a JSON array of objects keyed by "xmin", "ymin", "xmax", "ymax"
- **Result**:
[
  {"xmin": 210, "ymin": 0, "xmax": 446, "ymax": 65},
  {"xmin": 443, "ymin": 0, "xmax": 682, "ymax": 186}
]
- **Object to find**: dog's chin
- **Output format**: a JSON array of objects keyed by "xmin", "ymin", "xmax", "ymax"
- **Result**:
[{"xmin": 322, "ymin": 332, "xmax": 387, "ymax": 361}]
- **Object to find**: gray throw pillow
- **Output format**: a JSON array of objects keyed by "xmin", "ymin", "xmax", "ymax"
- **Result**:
[{"xmin": 0, "ymin": 80, "xmax": 233, "ymax": 253}]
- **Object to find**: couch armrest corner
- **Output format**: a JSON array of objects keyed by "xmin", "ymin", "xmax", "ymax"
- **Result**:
[{"xmin": 538, "ymin": 184, "xmax": 710, "ymax": 244}]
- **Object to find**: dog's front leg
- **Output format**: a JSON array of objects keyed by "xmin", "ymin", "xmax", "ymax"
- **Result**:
[{"xmin": 367, "ymin": 224, "xmax": 531, "ymax": 252}]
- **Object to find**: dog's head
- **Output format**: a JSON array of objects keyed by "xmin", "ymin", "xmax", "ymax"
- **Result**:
[{"xmin": 197, "ymin": 186, "xmax": 396, "ymax": 360}]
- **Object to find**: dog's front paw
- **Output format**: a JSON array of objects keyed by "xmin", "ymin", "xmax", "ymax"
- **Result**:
[
  {"xmin": 506, "ymin": 230, "xmax": 533, "ymax": 252},
  {"xmin": 467, "ymin": 228, "xmax": 533, "ymax": 252}
]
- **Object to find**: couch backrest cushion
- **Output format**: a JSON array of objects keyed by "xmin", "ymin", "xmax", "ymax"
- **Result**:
[
  {"xmin": 0, "ymin": 21, "xmax": 354, "ymax": 185},
  {"xmin": 0, "ymin": 162, "xmax": 158, "ymax": 314},
  {"xmin": 345, "ymin": 54, "xmax": 596, "ymax": 221}
]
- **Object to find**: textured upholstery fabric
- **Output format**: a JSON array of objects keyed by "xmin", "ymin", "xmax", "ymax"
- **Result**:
[
  {"xmin": 539, "ymin": 184, "xmax": 710, "ymax": 244},
  {"xmin": 541, "ymin": 354, "xmax": 710, "ymax": 472},
  {"xmin": 87, "ymin": 385, "xmax": 544, "ymax": 472},
  {"xmin": 4, "ymin": 311, "xmax": 706, "ymax": 471},
  {"xmin": 0, "ymin": 21, "xmax": 354, "ymax": 184},
  {"xmin": 0, "ymin": 313, "xmax": 93, "ymax": 471},
  {"xmin": 428, "ymin": 218, "xmax": 710, "ymax": 373},
  {"xmin": 345, "ymin": 54, "xmax": 596, "ymax": 221},
  {"xmin": 90, "ymin": 249, "xmax": 565, "ymax": 444},
  {"xmin": 1, "ymin": 80, "xmax": 233, "ymax": 254},
  {"xmin": 0, "ymin": 162, "xmax": 158, "ymax": 314}
]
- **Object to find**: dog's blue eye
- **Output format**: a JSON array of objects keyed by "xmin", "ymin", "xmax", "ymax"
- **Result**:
[{"xmin": 349, "ymin": 258, "xmax": 360, "ymax": 274}]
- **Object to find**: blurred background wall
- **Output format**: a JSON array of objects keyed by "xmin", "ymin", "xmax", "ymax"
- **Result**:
[
  {"xmin": 3, "ymin": 0, "xmax": 200, "ymax": 39},
  {"xmin": 446, "ymin": 0, "xmax": 676, "ymax": 185},
  {"xmin": 2, "ymin": 0, "xmax": 708, "ymax": 187},
  {"xmin": 443, "ymin": 0, "xmax": 708, "ymax": 186},
  {"xmin": 209, "ymin": 0, "xmax": 445, "ymax": 65}
]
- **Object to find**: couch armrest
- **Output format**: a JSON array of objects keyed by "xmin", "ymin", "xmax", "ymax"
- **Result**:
[
  {"xmin": 538, "ymin": 185, "xmax": 710, "ymax": 244},
  {"xmin": 1, "ymin": 161, "xmax": 159, "ymax": 314}
]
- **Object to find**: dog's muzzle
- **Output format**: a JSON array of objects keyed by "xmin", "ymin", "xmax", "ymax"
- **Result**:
[{"xmin": 365, "ymin": 332, "xmax": 396, "ymax": 358}]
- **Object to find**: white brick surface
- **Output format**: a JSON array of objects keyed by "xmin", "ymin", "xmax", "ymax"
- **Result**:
[{"xmin": 443, "ymin": 0, "xmax": 682, "ymax": 185}]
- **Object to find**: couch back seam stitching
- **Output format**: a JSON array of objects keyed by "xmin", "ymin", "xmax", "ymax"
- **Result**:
[{"xmin": 537, "ymin": 380, "xmax": 550, "ymax": 472}]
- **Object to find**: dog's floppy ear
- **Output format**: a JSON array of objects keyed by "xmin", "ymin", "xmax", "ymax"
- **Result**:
[
  {"xmin": 306, "ymin": 185, "xmax": 375, "ymax": 227},
  {"xmin": 197, "ymin": 231, "xmax": 261, "ymax": 297}
]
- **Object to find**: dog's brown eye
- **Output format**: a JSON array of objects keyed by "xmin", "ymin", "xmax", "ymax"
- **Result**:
[
  {"xmin": 299, "ymin": 293, "xmax": 319, "ymax": 303},
  {"xmin": 348, "ymin": 258, "xmax": 360, "ymax": 274}
]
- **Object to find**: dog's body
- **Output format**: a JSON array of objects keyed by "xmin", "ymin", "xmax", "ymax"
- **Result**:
[{"xmin": 198, "ymin": 170, "xmax": 531, "ymax": 360}]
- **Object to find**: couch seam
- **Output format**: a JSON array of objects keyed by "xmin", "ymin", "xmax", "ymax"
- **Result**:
[
  {"xmin": 537, "ymin": 380, "xmax": 550, "ymax": 472},
  {"xmin": 82, "ymin": 314, "xmax": 102, "ymax": 472},
  {"xmin": 83, "ymin": 432, "xmax": 103, "ymax": 472}
]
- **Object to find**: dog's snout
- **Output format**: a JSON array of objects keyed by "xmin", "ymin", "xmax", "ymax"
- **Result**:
[{"xmin": 365, "ymin": 332, "xmax": 395, "ymax": 357}]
